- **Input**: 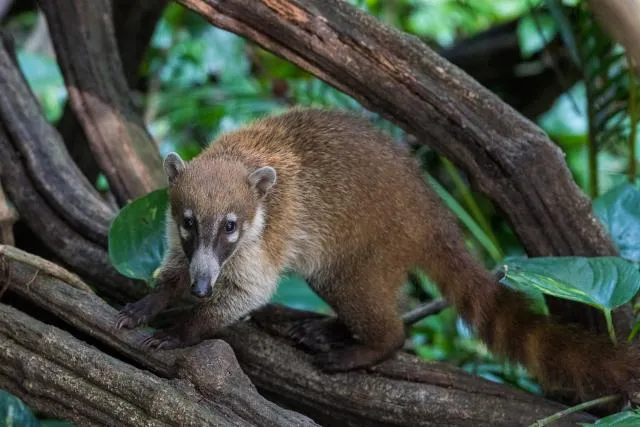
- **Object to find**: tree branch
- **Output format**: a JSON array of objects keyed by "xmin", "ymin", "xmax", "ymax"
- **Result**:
[
  {"xmin": 37, "ymin": 0, "xmax": 166, "ymax": 203},
  {"xmin": 0, "ymin": 302, "xmax": 316, "ymax": 426},
  {"xmin": 0, "ymin": 37, "xmax": 115, "ymax": 245},
  {"xmin": 57, "ymin": 0, "xmax": 169, "ymax": 185},
  {"xmin": 0, "ymin": 245, "xmax": 597, "ymax": 426}
]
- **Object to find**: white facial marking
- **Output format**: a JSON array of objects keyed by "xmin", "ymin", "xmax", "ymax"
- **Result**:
[
  {"xmin": 243, "ymin": 206, "xmax": 265, "ymax": 242},
  {"xmin": 179, "ymin": 225, "xmax": 190, "ymax": 240},
  {"xmin": 225, "ymin": 212, "xmax": 240, "ymax": 243}
]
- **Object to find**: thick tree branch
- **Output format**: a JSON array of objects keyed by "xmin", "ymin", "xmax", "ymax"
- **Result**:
[
  {"xmin": 0, "ymin": 37, "xmax": 114, "ymax": 245},
  {"xmin": 58, "ymin": 0, "xmax": 169, "ymax": 184},
  {"xmin": 0, "ymin": 302, "xmax": 316, "ymax": 426},
  {"xmin": 0, "ymin": 125, "xmax": 145, "ymax": 302},
  {"xmin": 38, "ymin": 0, "xmax": 166, "ymax": 203},
  {"xmin": 0, "ymin": 245, "xmax": 598, "ymax": 426}
]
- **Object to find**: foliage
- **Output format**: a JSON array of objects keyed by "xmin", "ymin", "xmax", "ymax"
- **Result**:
[
  {"xmin": 0, "ymin": 390, "xmax": 74, "ymax": 427},
  {"xmin": 541, "ymin": 0, "xmax": 640, "ymax": 197},
  {"xmin": 108, "ymin": 188, "xmax": 169, "ymax": 282},
  {"xmin": 501, "ymin": 256, "xmax": 640, "ymax": 342},
  {"xmin": 593, "ymin": 182, "xmax": 640, "ymax": 263},
  {"xmin": 584, "ymin": 409, "xmax": 640, "ymax": 426}
]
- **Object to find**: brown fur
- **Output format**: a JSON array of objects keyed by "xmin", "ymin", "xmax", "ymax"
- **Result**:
[{"xmin": 116, "ymin": 107, "xmax": 640, "ymax": 402}]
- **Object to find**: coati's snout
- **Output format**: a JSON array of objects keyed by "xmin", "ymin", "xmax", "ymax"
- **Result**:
[{"xmin": 188, "ymin": 246, "xmax": 220, "ymax": 298}]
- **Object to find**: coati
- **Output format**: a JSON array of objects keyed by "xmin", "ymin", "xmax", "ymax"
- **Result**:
[{"xmin": 115, "ymin": 107, "xmax": 640, "ymax": 401}]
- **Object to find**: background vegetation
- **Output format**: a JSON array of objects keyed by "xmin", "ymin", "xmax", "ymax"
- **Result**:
[{"xmin": 3, "ymin": 0, "xmax": 640, "ymax": 424}]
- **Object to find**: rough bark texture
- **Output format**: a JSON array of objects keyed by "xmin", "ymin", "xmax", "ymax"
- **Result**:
[
  {"xmin": 0, "ymin": 38, "xmax": 115, "ymax": 245},
  {"xmin": 0, "ymin": 39, "xmax": 145, "ymax": 302},
  {"xmin": 37, "ymin": 0, "xmax": 166, "ymax": 203},
  {"xmin": 0, "ymin": 304, "xmax": 316, "ymax": 426},
  {"xmin": 58, "ymin": 0, "xmax": 169, "ymax": 184},
  {"xmin": 0, "ymin": 245, "xmax": 596, "ymax": 426}
]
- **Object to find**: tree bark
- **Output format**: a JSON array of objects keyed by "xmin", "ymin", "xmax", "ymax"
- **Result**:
[
  {"xmin": 38, "ymin": 0, "xmax": 166, "ymax": 203},
  {"xmin": 0, "ymin": 303, "xmax": 316, "ymax": 426},
  {"xmin": 0, "ymin": 245, "xmax": 597, "ymax": 426},
  {"xmin": 57, "ymin": 0, "xmax": 169, "ymax": 185}
]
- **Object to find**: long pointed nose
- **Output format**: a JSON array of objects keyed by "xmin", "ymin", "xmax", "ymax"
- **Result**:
[{"xmin": 191, "ymin": 277, "xmax": 213, "ymax": 298}]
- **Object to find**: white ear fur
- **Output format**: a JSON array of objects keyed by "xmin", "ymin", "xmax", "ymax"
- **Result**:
[
  {"xmin": 164, "ymin": 152, "xmax": 186, "ymax": 184},
  {"xmin": 248, "ymin": 166, "xmax": 277, "ymax": 198}
]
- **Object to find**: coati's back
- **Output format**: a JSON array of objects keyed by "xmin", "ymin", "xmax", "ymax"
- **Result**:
[
  {"xmin": 201, "ymin": 108, "xmax": 449, "ymax": 277},
  {"xmin": 163, "ymin": 107, "xmax": 640, "ymax": 404}
]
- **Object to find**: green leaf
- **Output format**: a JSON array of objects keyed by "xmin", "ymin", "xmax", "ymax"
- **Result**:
[
  {"xmin": 108, "ymin": 188, "xmax": 169, "ymax": 283},
  {"xmin": 501, "ymin": 256, "xmax": 640, "ymax": 312},
  {"xmin": 271, "ymin": 274, "xmax": 330, "ymax": 313},
  {"xmin": 0, "ymin": 390, "xmax": 40, "ymax": 427},
  {"xmin": 517, "ymin": 13, "xmax": 557, "ymax": 58},
  {"xmin": 583, "ymin": 409, "xmax": 640, "ymax": 426},
  {"xmin": 593, "ymin": 183, "xmax": 640, "ymax": 263}
]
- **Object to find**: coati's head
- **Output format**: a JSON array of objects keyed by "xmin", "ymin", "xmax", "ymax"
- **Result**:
[{"xmin": 163, "ymin": 152, "xmax": 277, "ymax": 298}]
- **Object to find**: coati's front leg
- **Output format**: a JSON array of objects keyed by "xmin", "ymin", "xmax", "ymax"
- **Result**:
[
  {"xmin": 140, "ymin": 277, "xmax": 275, "ymax": 350},
  {"xmin": 115, "ymin": 249, "xmax": 189, "ymax": 329}
]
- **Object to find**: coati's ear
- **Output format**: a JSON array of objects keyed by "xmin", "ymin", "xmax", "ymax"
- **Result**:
[
  {"xmin": 248, "ymin": 166, "xmax": 277, "ymax": 198},
  {"xmin": 164, "ymin": 152, "xmax": 186, "ymax": 185}
]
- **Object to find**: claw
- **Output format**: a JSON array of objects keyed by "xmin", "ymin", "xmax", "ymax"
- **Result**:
[{"xmin": 140, "ymin": 329, "xmax": 183, "ymax": 350}]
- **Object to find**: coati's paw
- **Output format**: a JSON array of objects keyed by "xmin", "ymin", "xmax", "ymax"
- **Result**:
[
  {"xmin": 313, "ymin": 348, "xmax": 364, "ymax": 372},
  {"xmin": 313, "ymin": 346, "xmax": 392, "ymax": 373},
  {"xmin": 115, "ymin": 300, "xmax": 155, "ymax": 329},
  {"xmin": 140, "ymin": 328, "xmax": 195, "ymax": 350},
  {"xmin": 286, "ymin": 318, "xmax": 353, "ymax": 353}
]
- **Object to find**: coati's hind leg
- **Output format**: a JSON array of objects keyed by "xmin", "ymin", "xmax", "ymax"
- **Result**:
[
  {"xmin": 286, "ymin": 317, "xmax": 354, "ymax": 353},
  {"xmin": 308, "ymin": 265, "xmax": 406, "ymax": 372}
]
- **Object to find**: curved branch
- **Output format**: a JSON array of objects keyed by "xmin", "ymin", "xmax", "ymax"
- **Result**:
[
  {"xmin": 37, "ymin": 0, "xmax": 166, "ymax": 203},
  {"xmin": 0, "ymin": 38, "xmax": 114, "ymax": 245},
  {"xmin": 0, "ymin": 303, "xmax": 315, "ymax": 426}
]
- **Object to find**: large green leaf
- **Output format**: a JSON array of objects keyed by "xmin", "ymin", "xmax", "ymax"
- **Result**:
[
  {"xmin": 0, "ymin": 390, "xmax": 74, "ymax": 426},
  {"xmin": 0, "ymin": 390, "xmax": 39, "ymax": 427},
  {"xmin": 501, "ymin": 256, "xmax": 640, "ymax": 342},
  {"xmin": 108, "ymin": 188, "xmax": 169, "ymax": 283},
  {"xmin": 271, "ymin": 274, "xmax": 331, "ymax": 313},
  {"xmin": 517, "ymin": 13, "xmax": 557, "ymax": 59},
  {"xmin": 584, "ymin": 409, "xmax": 640, "ymax": 426},
  {"xmin": 501, "ymin": 256, "xmax": 640, "ymax": 312},
  {"xmin": 593, "ymin": 183, "xmax": 640, "ymax": 263}
]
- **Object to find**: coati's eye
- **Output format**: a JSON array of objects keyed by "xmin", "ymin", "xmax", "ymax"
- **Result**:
[
  {"xmin": 183, "ymin": 216, "xmax": 194, "ymax": 230},
  {"xmin": 224, "ymin": 220, "xmax": 236, "ymax": 234}
]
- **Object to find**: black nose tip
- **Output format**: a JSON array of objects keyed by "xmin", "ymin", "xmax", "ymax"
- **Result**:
[{"xmin": 191, "ymin": 279, "xmax": 212, "ymax": 298}]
